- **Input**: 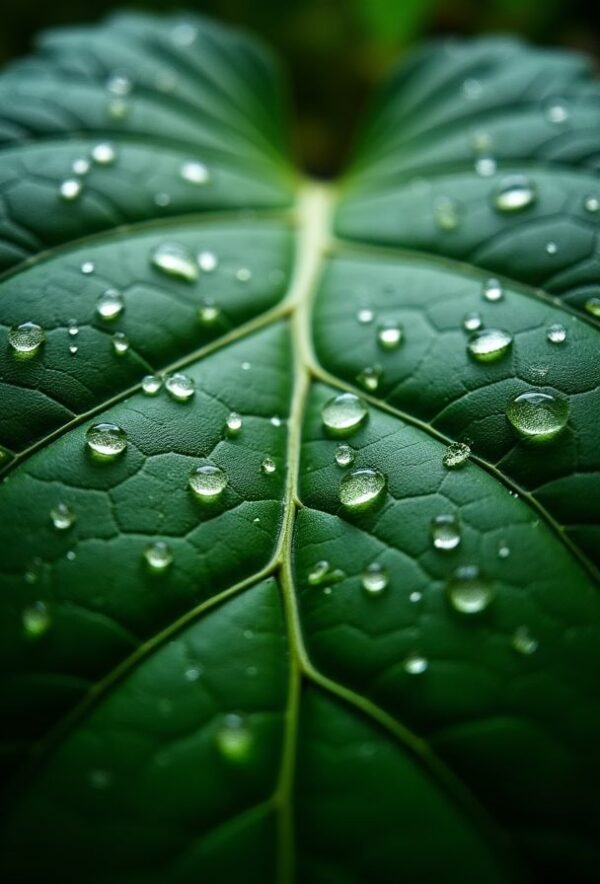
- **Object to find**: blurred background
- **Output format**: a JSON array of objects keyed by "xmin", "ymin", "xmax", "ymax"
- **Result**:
[{"xmin": 1, "ymin": 0, "xmax": 599, "ymax": 174}]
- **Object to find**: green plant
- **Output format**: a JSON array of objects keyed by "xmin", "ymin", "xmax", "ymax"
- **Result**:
[{"xmin": 0, "ymin": 12, "xmax": 598, "ymax": 882}]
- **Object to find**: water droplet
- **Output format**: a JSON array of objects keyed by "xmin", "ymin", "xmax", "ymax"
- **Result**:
[
  {"xmin": 91, "ymin": 142, "xmax": 116, "ymax": 165},
  {"xmin": 180, "ymin": 161, "xmax": 210, "ymax": 185},
  {"xmin": 72, "ymin": 158, "xmax": 90, "ymax": 175},
  {"xmin": 442, "ymin": 441, "xmax": 471, "ymax": 469},
  {"xmin": 226, "ymin": 411, "xmax": 243, "ymax": 434},
  {"xmin": 22, "ymin": 601, "xmax": 51, "ymax": 638},
  {"xmin": 498, "ymin": 542, "xmax": 511, "ymax": 559},
  {"xmin": 431, "ymin": 514, "xmax": 461, "ymax": 551},
  {"xmin": 165, "ymin": 373, "xmax": 195, "ymax": 402},
  {"xmin": 403, "ymin": 653, "xmax": 428, "ymax": 675},
  {"xmin": 85, "ymin": 422, "xmax": 127, "ymax": 458},
  {"xmin": 112, "ymin": 332, "xmax": 129, "ymax": 355},
  {"xmin": 377, "ymin": 321, "xmax": 403, "ymax": 350},
  {"xmin": 471, "ymin": 131, "xmax": 493, "ymax": 153},
  {"xmin": 545, "ymin": 99, "xmax": 569, "ymax": 124},
  {"xmin": 546, "ymin": 323, "xmax": 567, "ymax": 344},
  {"xmin": 189, "ymin": 463, "xmax": 227, "ymax": 500},
  {"xmin": 241, "ymin": 361, "xmax": 252, "ymax": 371},
  {"xmin": 141, "ymin": 374, "xmax": 162, "ymax": 395},
  {"xmin": 143, "ymin": 541, "xmax": 173, "ymax": 572},
  {"xmin": 584, "ymin": 196, "xmax": 600, "ymax": 214},
  {"xmin": 81, "ymin": 261, "xmax": 95, "ymax": 274},
  {"xmin": 446, "ymin": 566, "xmax": 494, "ymax": 614},
  {"xmin": 462, "ymin": 78, "xmax": 482, "ymax": 99},
  {"xmin": 8, "ymin": 322, "xmax": 45, "ymax": 355},
  {"xmin": 482, "ymin": 278, "xmax": 504, "ymax": 302},
  {"xmin": 236, "ymin": 267, "xmax": 252, "ymax": 282},
  {"xmin": 215, "ymin": 713, "xmax": 253, "ymax": 762},
  {"xmin": 356, "ymin": 365, "xmax": 382, "ymax": 392},
  {"xmin": 69, "ymin": 344, "xmax": 78, "ymax": 355},
  {"xmin": 151, "ymin": 243, "xmax": 198, "ymax": 282},
  {"xmin": 322, "ymin": 392, "xmax": 368, "ymax": 434},
  {"xmin": 339, "ymin": 468, "xmax": 386, "ymax": 509},
  {"xmin": 545, "ymin": 241, "xmax": 558, "ymax": 255},
  {"xmin": 361, "ymin": 563, "xmax": 389, "ymax": 594},
  {"xmin": 50, "ymin": 502, "xmax": 75, "ymax": 531},
  {"xmin": 506, "ymin": 390, "xmax": 569, "ymax": 441},
  {"xmin": 467, "ymin": 327, "xmax": 513, "ymax": 362},
  {"xmin": 270, "ymin": 416, "xmax": 282, "ymax": 427},
  {"xmin": 357, "ymin": 307, "xmax": 374, "ymax": 324},
  {"xmin": 67, "ymin": 320, "xmax": 79, "ymax": 337},
  {"xmin": 308, "ymin": 560, "xmax": 345, "ymax": 587},
  {"xmin": 335, "ymin": 443, "xmax": 355, "ymax": 467},
  {"xmin": 475, "ymin": 156, "xmax": 496, "ymax": 177},
  {"xmin": 107, "ymin": 98, "xmax": 129, "ymax": 120},
  {"xmin": 584, "ymin": 297, "xmax": 600, "ymax": 317},
  {"xmin": 198, "ymin": 251, "xmax": 218, "ymax": 272},
  {"xmin": 184, "ymin": 666, "xmax": 202, "ymax": 682},
  {"xmin": 434, "ymin": 197, "xmax": 461, "ymax": 230},
  {"xmin": 512, "ymin": 626, "xmax": 538, "ymax": 655},
  {"xmin": 96, "ymin": 289, "xmax": 124, "ymax": 320},
  {"xmin": 88, "ymin": 769, "xmax": 112, "ymax": 790},
  {"xmin": 59, "ymin": 178, "xmax": 82, "ymax": 201},
  {"xmin": 463, "ymin": 311, "xmax": 483, "ymax": 332},
  {"xmin": 409, "ymin": 591, "xmax": 422, "ymax": 603},
  {"xmin": 492, "ymin": 176, "xmax": 537, "ymax": 213},
  {"xmin": 260, "ymin": 456, "xmax": 276, "ymax": 475},
  {"xmin": 198, "ymin": 299, "xmax": 220, "ymax": 325},
  {"xmin": 154, "ymin": 192, "xmax": 171, "ymax": 207},
  {"xmin": 107, "ymin": 73, "xmax": 132, "ymax": 96}
]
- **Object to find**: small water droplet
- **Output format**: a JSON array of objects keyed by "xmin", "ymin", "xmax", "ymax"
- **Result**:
[
  {"xmin": 322, "ymin": 392, "xmax": 368, "ymax": 434},
  {"xmin": 22, "ymin": 601, "xmax": 51, "ymax": 638},
  {"xmin": 545, "ymin": 99, "xmax": 569, "ymax": 124},
  {"xmin": 377, "ymin": 321, "xmax": 403, "ymax": 350},
  {"xmin": 475, "ymin": 156, "xmax": 496, "ymax": 177},
  {"xmin": 356, "ymin": 365, "xmax": 382, "ymax": 392},
  {"xmin": 8, "ymin": 322, "xmax": 45, "ymax": 355},
  {"xmin": 462, "ymin": 78, "xmax": 482, "ymax": 99},
  {"xmin": 50, "ymin": 502, "xmax": 75, "ymax": 531},
  {"xmin": 226, "ymin": 411, "xmax": 243, "ymax": 434},
  {"xmin": 260, "ymin": 456, "xmax": 276, "ymax": 475},
  {"xmin": 81, "ymin": 261, "xmax": 95, "ymax": 274},
  {"xmin": 69, "ymin": 344, "xmax": 78, "ymax": 355},
  {"xmin": 107, "ymin": 73, "xmax": 132, "ymax": 96},
  {"xmin": 467, "ymin": 327, "xmax": 513, "ymax": 362},
  {"xmin": 189, "ymin": 462, "xmax": 227, "ymax": 500},
  {"xmin": 463, "ymin": 311, "xmax": 483, "ymax": 332},
  {"xmin": 471, "ymin": 131, "xmax": 493, "ymax": 153},
  {"xmin": 339, "ymin": 468, "xmax": 386, "ymax": 509},
  {"xmin": 512, "ymin": 626, "xmax": 538, "ymax": 655},
  {"xmin": 506, "ymin": 390, "xmax": 569, "ymax": 441},
  {"xmin": 357, "ymin": 307, "xmax": 374, "ymax": 324},
  {"xmin": 447, "ymin": 565, "xmax": 494, "ymax": 614},
  {"xmin": 403, "ymin": 653, "xmax": 428, "ymax": 675},
  {"xmin": 215, "ymin": 713, "xmax": 253, "ymax": 762},
  {"xmin": 334, "ymin": 443, "xmax": 355, "ymax": 467},
  {"xmin": 59, "ymin": 178, "xmax": 82, "ymax": 201},
  {"xmin": 112, "ymin": 332, "xmax": 129, "ymax": 355},
  {"xmin": 198, "ymin": 299, "xmax": 220, "ymax": 325},
  {"xmin": 546, "ymin": 323, "xmax": 567, "ymax": 344},
  {"xmin": 67, "ymin": 320, "xmax": 79, "ymax": 337},
  {"xmin": 492, "ymin": 176, "xmax": 537, "ymax": 213},
  {"xmin": 141, "ymin": 374, "xmax": 162, "ymax": 395},
  {"xmin": 409, "ymin": 591, "xmax": 422, "ymax": 603},
  {"xmin": 107, "ymin": 98, "xmax": 129, "ymax": 120},
  {"xmin": 361, "ymin": 563, "xmax": 389, "ymax": 594},
  {"xmin": 270, "ymin": 416, "xmax": 282, "ymax": 427},
  {"xmin": 184, "ymin": 666, "xmax": 202, "ymax": 682},
  {"xmin": 431, "ymin": 514, "xmax": 461, "ymax": 551},
  {"xmin": 498, "ymin": 542, "xmax": 511, "ymax": 559},
  {"xmin": 434, "ymin": 197, "xmax": 461, "ymax": 230},
  {"xmin": 180, "ymin": 160, "xmax": 210, "ymax": 185},
  {"xmin": 72, "ymin": 158, "xmax": 90, "ymax": 175},
  {"xmin": 584, "ymin": 297, "xmax": 600, "ymax": 317},
  {"xmin": 236, "ymin": 267, "xmax": 252, "ymax": 282},
  {"xmin": 584, "ymin": 196, "xmax": 600, "ymax": 214},
  {"xmin": 545, "ymin": 241, "xmax": 558, "ymax": 255},
  {"xmin": 96, "ymin": 289, "xmax": 124, "ymax": 320},
  {"xmin": 151, "ymin": 243, "xmax": 198, "ymax": 282},
  {"xmin": 143, "ymin": 541, "xmax": 173, "ymax": 572},
  {"xmin": 154, "ymin": 192, "xmax": 171, "ymax": 207},
  {"xmin": 482, "ymin": 278, "xmax": 504, "ymax": 302},
  {"xmin": 85, "ymin": 422, "xmax": 127, "ymax": 458},
  {"xmin": 198, "ymin": 251, "xmax": 218, "ymax": 272},
  {"xmin": 241, "ymin": 361, "xmax": 252, "ymax": 371},
  {"xmin": 91, "ymin": 142, "xmax": 116, "ymax": 165},
  {"xmin": 165, "ymin": 373, "xmax": 195, "ymax": 402},
  {"xmin": 307, "ymin": 560, "xmax": 345, "ymax": 587},
  {"xmin": 442, "ymin": 441, "xmax": 471, "ymax": 469}
]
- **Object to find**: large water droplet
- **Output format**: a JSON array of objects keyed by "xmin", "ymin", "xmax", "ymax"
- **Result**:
[
  {"xmin": 467, "ymin": 327, "xmax": 513, "ymax": 362},
  {"xmin": 189, "ymin": 463, "xmax": 227, "ymax": 500},
  {"xmin": 339, "ymin": 468, "xmax": 386, "ymax": 510},
  {"xmin": 22, "ymin": 602, "xmax": 51, "ymax": 638},
  {"xmin": 335, "ymin": 443, "xmax": 354, "ymax": 467},
  {"xmin": 144, "ymin": 541, "xmax": 173, "ymax": 572},
  {"xmin": 50, "ymin": 502, "xmax": 75, "ymax": 531},
  {"xmin": 85, "ymin": 422, "xmax": 127, "ymax": 458},
  {"xmin": 442, "ymin": 441, "xmax": 471, "ymax": 469},
  {"xmin": 180, "ymin": 161, "xmax": 210, "ymax": 185},
  {"xmin": 512, "ymin": 626, "xmax": 538, "ymax": 655},
  {"xmin": 492, "ymin": 176, "xmax": 537, "ymax": 213},
  {"xmin": 8, "ymin": 322, "xmax": 45, "ymax": 355},
  {"xmin": 446, "ymin": 565, "xmax": 494, "ymax": 614},
  {"xmin": 165, "ymin": 373, "xmax": 195, "ymax": 402},
  {"xmin": 506, "ymin": 390, "xmax": 569, "ymax": 441},
  {"xmin": 322, "ymin": 393, "xmax": 368, "ymax": 434},
  {"xmin": 377, "ymin": 321, "xmax": 403, "ymax": 350},
  {"xmin": 91, "ymin": 142, "xmax": 116, "ymax": 165},
  {"xmin": 546, "ymin": 323, "xmax": 567, "ymax": 344},
  {"xmin": 141, "ymin": 374, "xmax": 162, "ymax": 395},
  {"xmin": 361, "ymin": 563, "xmax": 389, "ymax": 594},
  {"xmin": 151, "ymin": 243, "xmax": 198, "ymax": 282},
  {"xmin": 96, "ymin": 289, "xmax": 124, "ymax": 320},
  {"xmin": 215, "ymin": 713, "xmax": 253, "ymax": 762},
  {"xmin": 431, "ymin": 514, "xmax": 461, "ymax": 551}
]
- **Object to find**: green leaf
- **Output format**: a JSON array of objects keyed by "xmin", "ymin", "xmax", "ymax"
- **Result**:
[{"xmin": 0, "ymin": 16, "xmax": 599, "ymax": 883}]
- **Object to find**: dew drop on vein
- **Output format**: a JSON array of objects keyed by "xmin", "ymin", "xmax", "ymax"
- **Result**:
[
  {"xmin": 165, "ymin": 373, "xmax": 195, "ymax": 402},
  {"xmin": 142, "ymin": 374, "xmax": 162, "ymax": 395},
  {"xmin": 442, "ymin": 441, "xmax": 471, "ymax": 469}
]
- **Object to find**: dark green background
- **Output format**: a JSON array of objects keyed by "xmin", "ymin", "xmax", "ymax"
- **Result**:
[{"xmin": 2, "ymin": 0, "xmax": 600, "ymax": 174}]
